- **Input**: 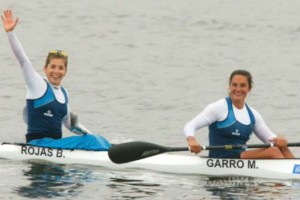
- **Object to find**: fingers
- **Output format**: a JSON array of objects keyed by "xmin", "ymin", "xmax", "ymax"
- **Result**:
[
  {"xmin": 2, "ymin": 9, "xmax": 14, "ymax": 20},
  {"xmin": 187, "ymin": 136, "xmax": 201, "ymax": 154},
  {"xmin": 272, "ymin": 136, "xmax": 288, "ymax": 149},
  {"xmin": 189, "ymin": 144, "xmax": 201, "ymax": 154},
  {"xmin": 1, "ymin": 9, "xmax": 18, "ymax": 32},
  {"xmin": 4, "ymin": 9, "xmax": 12, "ymax": 18}
]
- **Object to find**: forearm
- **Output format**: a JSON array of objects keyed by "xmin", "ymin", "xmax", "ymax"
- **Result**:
[
  {"xmin": 7, "ymin": 31, "xmax": 46, "ymax": 98},
  {"xmin": 254, "ymin": 125, "xmax": 277, "ymax": 143},
  {"xmin": 7, "ymin": 31, "xmax": 29, "ymax": 64},
  {"xmin": 63, "ymin": 111, "xmax": 91, "ymax": 135},
  {"xmin": 183, "ymin": 113, "xmax": 210, "ymax": 137}
]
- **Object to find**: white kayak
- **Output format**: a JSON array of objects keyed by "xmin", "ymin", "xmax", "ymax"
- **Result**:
[{"xmin": 0, "ymin": 142, "xmax": 300, "ymax": 180}]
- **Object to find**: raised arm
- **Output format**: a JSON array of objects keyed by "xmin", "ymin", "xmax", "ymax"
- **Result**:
[{"xmin": 1, "ymin": 9, "xmax": 46, "ymax": 99}]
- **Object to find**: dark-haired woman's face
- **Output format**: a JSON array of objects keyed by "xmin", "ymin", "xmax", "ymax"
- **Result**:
[{"xmin": 229, "ymin": 75, "xmax": 250, "ymax": 106}]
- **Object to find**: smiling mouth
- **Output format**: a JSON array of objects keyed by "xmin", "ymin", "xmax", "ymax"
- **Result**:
[
  {"xmin": 232, "ymin": 93, "xmax": 244, "ymax": 97},
  {"xmin": 51, "ymin": 76, "xmax": 61, "ymax": 80}
]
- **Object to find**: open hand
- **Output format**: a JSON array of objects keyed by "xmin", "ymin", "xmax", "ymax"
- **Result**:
[{"xmin": 1, "ymin": 9, "xmax": 19, "ymax": 32}]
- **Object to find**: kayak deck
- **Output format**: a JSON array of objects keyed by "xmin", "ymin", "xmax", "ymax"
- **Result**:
[{"xmin": 0, "ymin": 143, "xmax": 300, "ymax": 180}]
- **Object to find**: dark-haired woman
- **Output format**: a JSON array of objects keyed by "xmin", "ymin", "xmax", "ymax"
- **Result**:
[{"xmin": 184, "ymin": 69, "xmax": 294, "ymax": 159}]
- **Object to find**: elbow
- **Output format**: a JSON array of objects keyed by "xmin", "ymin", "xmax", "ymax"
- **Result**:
[{"xmin": 183, "ymin": 123, "xmax": 195, "ymax": 138}]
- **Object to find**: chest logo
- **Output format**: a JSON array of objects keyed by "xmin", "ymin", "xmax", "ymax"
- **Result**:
[
  {"xmin": 232, "ymin": 129, "xmax": 240, "ymax": 136},
  {"xmin": 44, "ymin": 110, "xmax": 54, "ymax": 117}
]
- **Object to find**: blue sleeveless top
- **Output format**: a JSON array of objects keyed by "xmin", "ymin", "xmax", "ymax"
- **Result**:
[
  {"xmin": 208, "ymin": 97, "xmax": 255, "ymax": 158},
  {"xmin": 26, "ymin": 81, "xmax": 68, "ymax": 142}
]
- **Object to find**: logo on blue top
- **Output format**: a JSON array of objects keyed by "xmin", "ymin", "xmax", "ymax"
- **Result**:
[
  {"xmin": 44, "ymin": 110, "xmax": 54, "ymax": 117},
  {"xmin": 293, "ymin": 164, "xmax": 300, "ymax": 174},
  {"xmin": 232, "ymin": 129, "xmax": 240, "ymax": 136}
]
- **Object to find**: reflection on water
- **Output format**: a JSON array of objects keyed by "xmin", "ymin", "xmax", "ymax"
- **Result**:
[
  {"xmin": 104, "ymin": 172, "xmax": 299, "ymax": 200},
  {"xmin": 205, "ymin": 176, "xmax": 295, "ymax": 200},
  {"xmin": 14, "ymin": 161, "xmax": 88, "ymax": 199},
  {"xmin": 6, "ymin": 160, "xmax": 300, "ymax": 200},
  {"xmin": 106, "ymin": 172, "xmax": 162, "ymax": 200}
]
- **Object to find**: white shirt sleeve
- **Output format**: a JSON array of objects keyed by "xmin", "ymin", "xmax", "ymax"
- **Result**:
[
  {"xmin": 63, "ymin": 105, "xmax": 71, "ymax": 130},
  {"xmin": 251, "ymin": 108, "xmax": 277, "ymax": 143},
  {"xmin": 60, "ymin": 91, "xmax": 90, "ymax": 134},
  {"xmin": 184, "ymin": 98, "xmax": 277, "ymax": 143},
  {"xmin": 7, "ymin": 31, "xmax": 46, "ymax": 99},
  {"xmin": 59, "ymin": 88, "xmax": 71, "ymax": 131},
  {"xmin": 183, "ymin": 99, "xmax": 228, "ymax": 137}
]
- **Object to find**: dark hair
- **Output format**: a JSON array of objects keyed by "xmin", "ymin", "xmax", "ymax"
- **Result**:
[
  {"xmin": 229, "ymin": 69, "xmax": 253, "ymax": 89},
  {"xmin": 45, "ymin": 50, "xmax": 68, "ymax": 68}
]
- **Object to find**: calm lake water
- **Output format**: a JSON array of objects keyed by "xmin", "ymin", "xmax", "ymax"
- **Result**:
[{"xmin": 0, "ymin": 0, "xmax": 300, "ymax": 199}]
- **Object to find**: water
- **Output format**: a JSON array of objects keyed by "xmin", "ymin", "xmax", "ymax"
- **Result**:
[{"xmin": 0, "ymin": 0, "xmax": 300, "ymax": 199}]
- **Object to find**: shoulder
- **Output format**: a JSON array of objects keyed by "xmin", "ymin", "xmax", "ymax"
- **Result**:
[
  {"xmin": 202, "ymin": 98, "xmax": 228, "ymax": 121},
  {"xmin": 205, "ymin": 98, "xmax": 227, "ymax": 111},
  {"xmin": 246, "ymin": 104, "xmax": 264, "ymax": 121}
]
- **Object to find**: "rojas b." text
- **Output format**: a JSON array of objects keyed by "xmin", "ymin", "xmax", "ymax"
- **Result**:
[{"xmin": 21, "ymin": 146, "xmax": 64, "ymax": 158}]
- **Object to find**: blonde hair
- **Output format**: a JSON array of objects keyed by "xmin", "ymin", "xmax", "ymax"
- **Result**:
[{"xmin": 45, "ymin": 50, "xmax": 68, "ymax": 68}]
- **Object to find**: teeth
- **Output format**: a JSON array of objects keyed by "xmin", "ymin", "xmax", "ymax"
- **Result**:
[{"xmin": 233, "ymin": 93, "xmax": 243, "ymax": 97}]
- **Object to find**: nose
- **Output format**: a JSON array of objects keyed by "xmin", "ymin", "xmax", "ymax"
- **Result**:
[{"xmin": 52, "ymin": 67, "xmax": 61, "ymax": 74}]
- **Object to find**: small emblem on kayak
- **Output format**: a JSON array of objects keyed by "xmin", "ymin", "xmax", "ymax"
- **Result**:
[
  {"xmin": 141, "ymin": 149, "xmax": 160, "ymax": 157},
  {"xmin": 293, "ymin": 164, "xmax": 300, "ymax": 174}
]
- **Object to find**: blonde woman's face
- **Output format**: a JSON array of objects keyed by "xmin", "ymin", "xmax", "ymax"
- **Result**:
[{"xmin": 44, "ymin": 58, "xmax": 67, "ymax": 86}]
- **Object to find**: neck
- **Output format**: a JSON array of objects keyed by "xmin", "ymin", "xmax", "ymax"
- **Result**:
[
  {"xmin": 231, "ymin": 99, "xmax": 244, "ymax": 109},
  {"xmin": 46, "ymin": 79, "xmax": 60, "ymax": 89}
]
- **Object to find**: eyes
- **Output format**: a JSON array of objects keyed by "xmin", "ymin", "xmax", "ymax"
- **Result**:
[
  {"xmin": 48, "ymin": 64, "xmax": 66, "ymax": 71},
  {"xmin": 229, "ymin": 75, "xmax": 250, "ymax": 90},
  {"xmin": 230, "ymin": 82, "xmax": 248, "ymax": 88}
]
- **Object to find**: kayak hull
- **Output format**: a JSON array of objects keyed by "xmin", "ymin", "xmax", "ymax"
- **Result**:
[{"xmin": 1, "ymin": 143, "xmax": 300, "ymax": 180}]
